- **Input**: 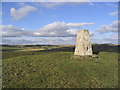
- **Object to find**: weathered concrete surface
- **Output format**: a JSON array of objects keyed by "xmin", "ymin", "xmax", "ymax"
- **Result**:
[{"xmin": 74, "ymin": 29, "xmax": 93, "ymax": 56}]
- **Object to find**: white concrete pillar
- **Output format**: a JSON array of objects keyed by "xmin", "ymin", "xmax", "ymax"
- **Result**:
[{"xmin": 74, "ymin": 29, "xmax": 92, "ymax": 56}]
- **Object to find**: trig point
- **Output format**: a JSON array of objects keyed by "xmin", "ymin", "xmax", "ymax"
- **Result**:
[{"xmin": 74, "ymin": 29, "xmax": 93, "ymax": 56}]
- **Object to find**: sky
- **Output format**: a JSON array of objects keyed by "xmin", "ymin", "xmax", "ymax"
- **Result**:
[{"xmin": 1, "ymin": 2, "xmax": 119, "ymax": 45}]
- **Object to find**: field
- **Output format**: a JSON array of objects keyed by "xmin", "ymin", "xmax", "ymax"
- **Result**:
[{"xmin": 1, "ymin": 44, "xmax": 119, "ymax": 88}]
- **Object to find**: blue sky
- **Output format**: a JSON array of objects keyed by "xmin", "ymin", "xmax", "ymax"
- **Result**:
[{"xmin": 1, "ymin": 2, "xmax": 118, "ymax": 45}]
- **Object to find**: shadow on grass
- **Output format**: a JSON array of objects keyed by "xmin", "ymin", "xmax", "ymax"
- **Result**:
[
  {"xmin": 36, "ymin": 44, "xmax": 119, "ymax": 55},
  {"xmin": 92, "ymin": 44, "xmax": 119, "ymax": 54},
  {"xmin": 2, "ymin": 49, "xmax": 22, "ymax": 51},
  {"xmin": 2, "ymin": 44, "xmax": 119, "ymax": 60},
  {"xmin": 38, "ymin": 46, "xmax": 75, "ymax": 52}
]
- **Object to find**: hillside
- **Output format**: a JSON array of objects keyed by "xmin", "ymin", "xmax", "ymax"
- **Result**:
[{"xmin": 2, "ymin": 44, "xmax": 119, "ymax": 88}]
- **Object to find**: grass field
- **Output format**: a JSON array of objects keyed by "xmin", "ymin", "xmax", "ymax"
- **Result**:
[{"xmin": 2, "ymin": 44, "xmax": 119, "ymax": 88}]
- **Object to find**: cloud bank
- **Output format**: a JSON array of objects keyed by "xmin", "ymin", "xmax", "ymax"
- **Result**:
[
  {"xmin": 2, "ymin": 33, "xmax": 118, "ymax": 45},
  {"xmin": 96, "ymin": 21, "xmax": 118, "ymax": 34},
  {"xmin": 109, "ymin": 11, "xmax": 118, "ymax": 16},
  {"xmin": 2, "ymin": 22, "xmax": 95, "ymax": 37},
  {"xmin": 34, "ymin": 22, "xmax": 94, "ymax": 37},
  {"xmin": 2, "ymin": 25, "xmax": 26, "ymax": 37},
  {"xmin": 2, "ymin": 37, "xmax": 76, "ymax": 45}
]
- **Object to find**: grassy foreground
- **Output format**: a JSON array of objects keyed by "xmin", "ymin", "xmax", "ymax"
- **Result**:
[{"xmin": 2, "ymin": 51, "xmax": 118, "ymax": 88}]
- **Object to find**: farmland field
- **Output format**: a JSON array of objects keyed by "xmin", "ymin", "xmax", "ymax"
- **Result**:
[{"xmin": 1, "ymin": 44, "xmax": 119, "ymax": 88}]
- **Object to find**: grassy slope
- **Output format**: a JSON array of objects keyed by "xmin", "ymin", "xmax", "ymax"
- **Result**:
[
  {"xmin": 2, "ymin": 45, "xmax": 74, "ymax": 60},
  {"xmin": 2, "ymin": 52, "xmax": 118, "ymax": 88}
]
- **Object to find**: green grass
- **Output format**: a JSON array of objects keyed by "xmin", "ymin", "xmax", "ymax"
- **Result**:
[
  {"xmin": 2, "ymin": 51, "xmax": 118, "ymax": 88},
  {"xmin": 2, "ymin": 45, "xmax": 75, "ymax": 59}
]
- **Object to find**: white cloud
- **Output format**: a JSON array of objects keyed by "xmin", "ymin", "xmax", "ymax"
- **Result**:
[
  {"xmin": 67, "ymin": 22, "xmax": 94, "ymax": 28},
  {"xmin": 0, "ymin": 12, "xmax": 2, "ymax": 15},
  {"xmin": 90, "ymin": 32, "xmax": 94, "ymax": 36},
  {"xmin": 2, "ymin": 38, "xmax": 34, "ymax": 45},
  {"xmin": 91, "ymin": 34, "xmax": 118, "ymax": 44},
  {"xmin": 34, "ymin": 2, "xmax": 94, "ymax": 9},
  {"xmin": 106, "ymin": 3, "xmax": 118, "ymax": 8},
  {"xmin": 1, "ymin": 24, "xmax": 118, "ymax": 45},
  {"xmin": 2, "ymin": 22, "xmax": 94, "ymax": 38},
  {"xmin": 33, "ymin": 22, "xmax": 94, "ymax": 37},
  {"xmin": 2, "ymin": 33, "xmax": 118, "ymax": 45},
  {"xmin": 1, "ymin": 25, "xmax": 27, "ymax": 37},
  {"xmin": 109, "ymin": 11, "xmax": 118, "ymax": 16},
  {"xmin": 96, "ymin": 21, "xmax": 118, "ymax": 34},
  {"xmin": 38, "ymin": 2, "xmax": 64, "ymax": 8},
  {"xmin": 10, "ymin": 5, "xmax": 37, "ymax": 20},
  {"xmin": 2, "ymin": 25, "xmax": 24, "ymax": 31},
  {"xmin": 89, "ymin": 2, "xmax": 94, "ymax": 6},
  {"xmin": 2, "ymin": 37, "xmax": 76, "ymax": 45}
]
